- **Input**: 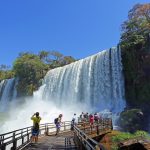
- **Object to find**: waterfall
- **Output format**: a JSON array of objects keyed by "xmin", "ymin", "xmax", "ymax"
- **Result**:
[
  {"xmin": 0, "ymin": 47, "xmax": 126, "ymax": 133},
  {"xmin": 0, "ymin": 47, "xmax": 125, "ymax": 113},
  {"xmin": 41, "ymin": 47, "xmax": 126, "ymax": 113},
  {"xmin": 0, "ymin": 78, "xmax": 17, "ymax": 112}
]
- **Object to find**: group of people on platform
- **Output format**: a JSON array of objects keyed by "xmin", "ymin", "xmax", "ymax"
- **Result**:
[
  {"xmin": 30, "ymin": 111, "xmax": 112, "ymax": 143},
  {"xmin": 78, "ymin": 112, "xmax": 101, "ymax": 124}
]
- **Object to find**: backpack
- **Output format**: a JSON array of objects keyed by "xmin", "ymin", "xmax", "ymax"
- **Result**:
[
  {"xmin": 54, "ymin": 118, "xmax": 58, "ymax": 124},
  {"xmin": 33, "ymin": 122, "xmax": 39, "ymax": 131}
]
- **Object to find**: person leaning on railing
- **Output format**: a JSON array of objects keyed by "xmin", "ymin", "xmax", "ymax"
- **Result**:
[
  {"xmin": 71, "ymin": 113, "xmax": 77, "ymax": 130},
  {"xmin": 31, "ymin": 112, "xmax": 42, "ymax": 143}
]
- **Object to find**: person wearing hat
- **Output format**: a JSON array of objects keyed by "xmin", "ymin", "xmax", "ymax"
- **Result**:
[{"xmin": 31, "ymin": 112, "xmax": 41, "ymax": 142}]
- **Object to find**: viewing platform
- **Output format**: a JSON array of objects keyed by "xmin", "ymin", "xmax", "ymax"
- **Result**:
[{"xmin": 0, "ymin": 118, "xmax": 112, "ymax": 150}]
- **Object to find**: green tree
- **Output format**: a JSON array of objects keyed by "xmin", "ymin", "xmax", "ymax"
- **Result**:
[
  {"xmin": 38, "ymin": 50, "xmax": 49, "ymax": 63},
  {"xmin": 47, "ymin": 51, "xmax": 64, "ymax": 68},
  {"xmin": 121, "ymin": 3, "xmax": 150, "ymax": 50},
  {"xmin": 0, "ymin": 64, "xmax": 14, "ymax": 81},
  {"xmin": 60, "ymin": 56, "xmax": 76, "ymax": 66},
  {"xmin": 13, "ymin": 53, "xmax": 47, "ymax": 96}
]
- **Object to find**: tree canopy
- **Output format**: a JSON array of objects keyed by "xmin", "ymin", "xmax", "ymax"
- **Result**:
[
  {"xmin": 120, "ymin": 3, "xmax": 150, "ymax": 50},
  {"xmin": 9, "ymin": 50, "xmax": 76, "ymax": 96},
  {"xmin": 13, "ymin": 52, "xmax": 47, "ymax": 96}
]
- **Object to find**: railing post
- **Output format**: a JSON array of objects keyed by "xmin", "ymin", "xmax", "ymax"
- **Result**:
[
  {"xmin": 47, "ymin": 125, "xmax": 49, "ymax": 135},
  {"xmin": 27, "ymin": 127, "xmax": 30, "ymax": 142},
  {"xmin": 84, "ymin": 123, "xmax": 85, "ymax": 132},
  {"xmin": 45, "ymin": 124, "xmax": 49, "ymax": 136},
  {"xmin": 103, "ymin": 118, "xmax": 105, "ymax": 130},
  {"xmin": 90, "ymin": 124, "xmax": 93, "ymax": 134},
  {"xmin": 39, "ymin": 124, "xmax": 41, "ymax": 135},
  {"xmin": 11, "ymin": 132, "xmax": 17, "ymax": 150},
  {"xmin": 21, "ymin": 129, "xmax": 24, "ymax": 145},
  {"xmin": 0, "ymin": 135, "xmax": 3, "ymax": 145},
  {"xmin": 44, "ymin": 124, "xmax": 47, "ymax": 135},
  {"xmin": 0, "ymin": 135, "xmax": 6, "ymax": 150},
  {"xmin": 1, "ymin": 144, "xmax": 6, "ymax": 150},
  {"xmin": 96, "ymin": 125, "xmax": 99, "ymax": 135},
  {"xmin": 110, "ymin": 119, "xmax": 113, "ymax": 130},
  {"xmin": 64, "ymin": 122, "xmax": 66, "ymax": 131}
]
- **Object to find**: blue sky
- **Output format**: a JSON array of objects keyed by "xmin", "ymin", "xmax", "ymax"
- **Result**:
[{"xmin": 0, "ymin": 0, "xmax": 149, "ymax": 66}]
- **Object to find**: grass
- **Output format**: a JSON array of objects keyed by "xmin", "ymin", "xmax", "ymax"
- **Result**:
[{"xmin": 111, "ymin": 130, "xmax": 150, "ymax": 150}]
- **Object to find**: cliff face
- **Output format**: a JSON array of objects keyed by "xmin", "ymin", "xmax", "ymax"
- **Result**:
[
  {"xmin": 119, "ymin": 2, "xmax": 150, "ymax": 115},
  {"xmin": 121, "ymin": 40, "xmax": 150, "ymax": 130}
]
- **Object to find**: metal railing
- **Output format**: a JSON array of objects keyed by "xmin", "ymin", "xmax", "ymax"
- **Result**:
[
  {"xmin": 78, "ymin": 118, "xmax": 112, "ymax": 135},
  {"xmin": 73, "ymin": 118, "xmax": 113, "ymax": 150},
  {"xmin": 0, "ymin": 118, "xmax": 112, "ymax": 150},
  {"xmin": 74, "ymin": 125, "xmax": 106, "ymax": 150},
  {"xmin": 0, "ymin": 121, "xmax": 71, "ymax": 150}
]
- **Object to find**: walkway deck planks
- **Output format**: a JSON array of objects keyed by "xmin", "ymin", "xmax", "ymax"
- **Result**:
[{"xmin": 22, "ymin": 131, "xmax": 77, "ymax": 150}]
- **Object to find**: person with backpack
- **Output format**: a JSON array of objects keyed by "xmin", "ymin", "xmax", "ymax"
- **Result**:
[
  {"xmin": 31, "ymin": 112, "xmax": 41, "ymax": 142},
  {"xmin": 55, "ymin": 114, "xmax": 63, "ymax": 135}
]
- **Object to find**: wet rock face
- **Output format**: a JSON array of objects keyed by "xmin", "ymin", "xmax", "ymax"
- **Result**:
[
  {"xmin": 121, "ymin": 44, "xmax": 150, "ymax": 131},
  {"xmin": 118, "ymin": 109, "xmax": 144, "ymax": 132}
]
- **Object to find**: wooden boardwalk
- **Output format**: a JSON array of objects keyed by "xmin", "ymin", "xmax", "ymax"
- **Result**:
[
  {"xmin": 22, "ymin": 131, "xmax": 77, "ymax": 150},
  {"xmin": 0, "ymin": 120, "xmax": 112, "ymax": 150}
]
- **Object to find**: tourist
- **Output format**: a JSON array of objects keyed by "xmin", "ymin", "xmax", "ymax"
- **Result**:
[
  {"xmin": 55, "ymin": 114, "xmax": 63, "ymax": 135},
  {"xmin": 31, "ymin": 112, "xmax": 41, "ymax": 143},
  {"xmin": 89, "ymin": 114, "xmax": 94, "ymax": 128},
  {"xmin": 71, "ymin": 113, "xmax": 77, "ymax": 130},
  {"xmin": 94, "ymin": 112, "xmax": 99, "ymax": 123},
  {"xmin": 85, "ymin": 112, "xmax": 89, "ymax": 121}
]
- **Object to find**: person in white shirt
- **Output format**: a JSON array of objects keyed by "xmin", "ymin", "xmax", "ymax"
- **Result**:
[{"xmin": 71, "ymin": 113, "xmax": 77, "ymax": 130}]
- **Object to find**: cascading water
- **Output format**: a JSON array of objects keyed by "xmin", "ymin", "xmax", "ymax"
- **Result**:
[
  {"xmin": 0, "ymin": 47, "xmax": 126, "ymax": 133},
  {"xmin": 0, "ymin": 78, "xmax": 17, "ymax": 112},
  {"xmin": 42, "ymin": 47, "xmax": 125, "ymax": 113}
]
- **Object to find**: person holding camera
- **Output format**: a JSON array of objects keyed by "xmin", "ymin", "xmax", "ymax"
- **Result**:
[{"xmin": 31, "ymin": 112, "xmax": 41, "ymax": 143}]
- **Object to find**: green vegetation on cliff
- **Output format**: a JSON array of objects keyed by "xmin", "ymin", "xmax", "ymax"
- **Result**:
[
  {"xmin": 111, "ymin": 130, "xmax": 150, "ymax": 150},
  {"xmin": 120, "ymin": 3, "xmax": 150, "ymax": 108}
]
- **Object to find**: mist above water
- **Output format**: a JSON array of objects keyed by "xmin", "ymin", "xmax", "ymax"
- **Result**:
[{"xmin": 0, "ymin": 85, "xmax": 91, "ymax": 134}]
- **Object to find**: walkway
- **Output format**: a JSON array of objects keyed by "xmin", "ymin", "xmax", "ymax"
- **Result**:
[
  {"xmin": 22, "ymin": 131, "xmax": 77, "ymax": 150},
  {"xmin": 0, "ymin": 119, "xmax": 112, "ymax": 150}
]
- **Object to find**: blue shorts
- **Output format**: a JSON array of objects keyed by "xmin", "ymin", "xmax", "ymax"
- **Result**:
[
  {"xmin": 32, "ymin": 129, "xmax": 39, "ymax": 136},
  {"xmin": 56, "ymin": 123, "xmax": 61, "ymax": 129}
]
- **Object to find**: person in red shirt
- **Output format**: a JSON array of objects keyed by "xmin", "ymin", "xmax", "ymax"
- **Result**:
[{"xmin": 89, "ymin": 114, "xmax": 94, "ymax": 128}]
